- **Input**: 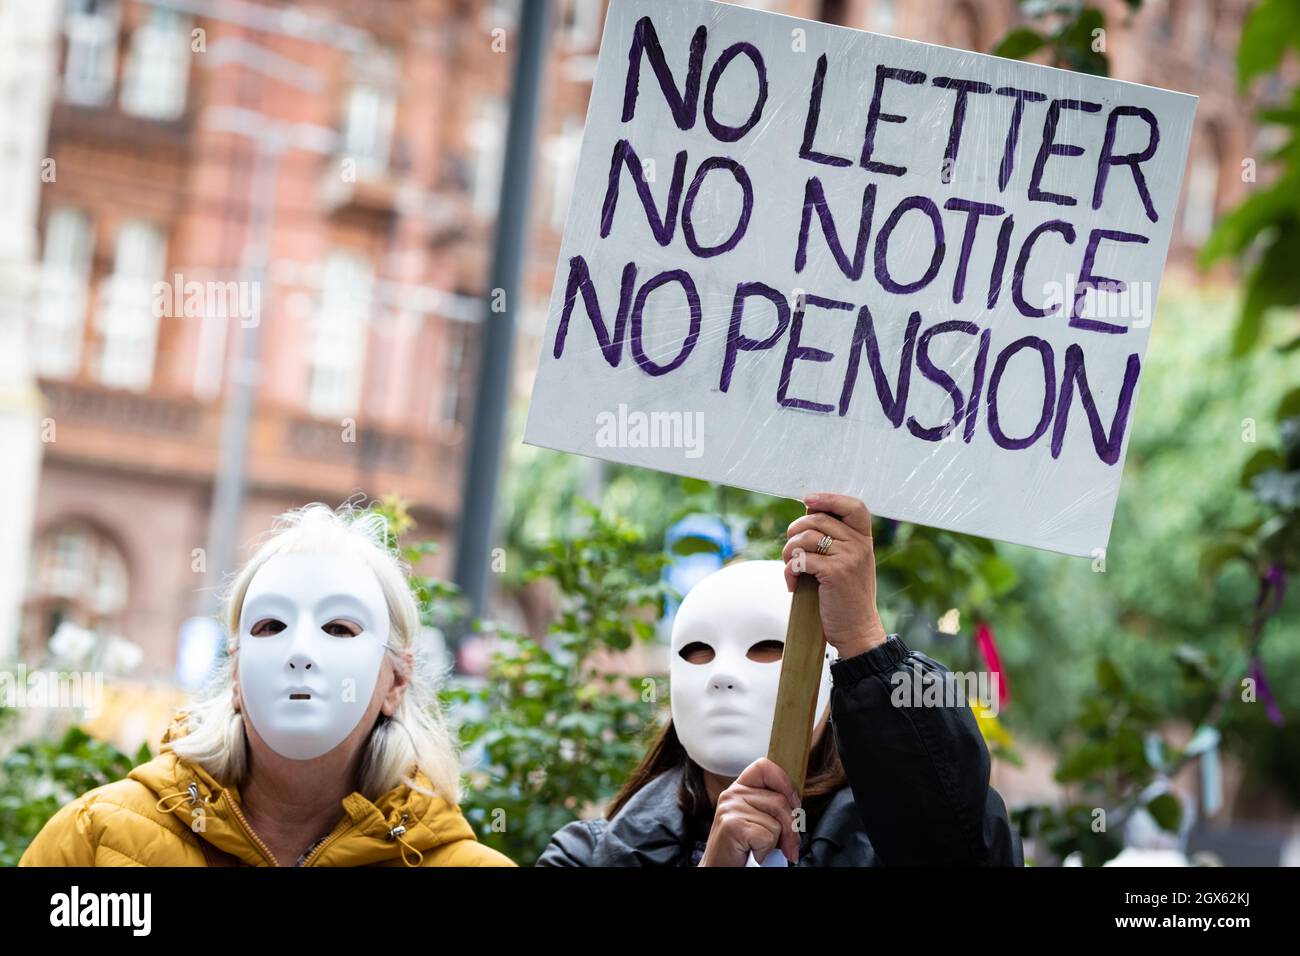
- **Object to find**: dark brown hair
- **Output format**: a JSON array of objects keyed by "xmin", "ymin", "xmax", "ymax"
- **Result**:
[{"xmin": 606, "ymin": 718, "xmax": 847, "ymax": 826}]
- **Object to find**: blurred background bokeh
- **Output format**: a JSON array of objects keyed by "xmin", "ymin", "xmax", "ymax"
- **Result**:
[{"xmin": 1, "ymin": 0, "xmax": 1297, "ymax": 865}]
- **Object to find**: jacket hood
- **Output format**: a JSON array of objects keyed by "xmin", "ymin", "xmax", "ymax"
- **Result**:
[{"xmin": 131, "ymin": 712, "xmax": 477, "ymax": 867}]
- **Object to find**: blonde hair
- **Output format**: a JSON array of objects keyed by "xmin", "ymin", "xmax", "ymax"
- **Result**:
[{"xmin": 170, "ymin": 502, "xmax": 462, "ymax": 804}]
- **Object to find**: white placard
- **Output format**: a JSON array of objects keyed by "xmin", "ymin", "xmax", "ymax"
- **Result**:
[{"xmin": 524, "ymin": 0, "xmax": 1197, "ymax": 556}]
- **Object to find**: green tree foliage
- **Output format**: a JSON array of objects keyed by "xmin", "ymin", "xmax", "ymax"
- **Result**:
[
  {"xmin": 1201, "ymin": 0, "xmax": 1300, "ymax": 355},
  {"xmin": 0, "ymin": 722, "xmax": 150, "ymax": 866},
  {"xmin": 992, "ymin": 0, "xmax": 1299, "ymax": 862},
  {"xmin": 991, "ymin": 2, "xmax": 1125, "ymax": 76},
  {"xmin": 446, "ymin": 503, "xmax": 671, "ymax": 863}
]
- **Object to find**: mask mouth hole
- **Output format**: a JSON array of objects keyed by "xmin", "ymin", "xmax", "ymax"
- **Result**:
[{"xmin": 289, "ymin": 693, "xmax": 312, "ymax": 700}]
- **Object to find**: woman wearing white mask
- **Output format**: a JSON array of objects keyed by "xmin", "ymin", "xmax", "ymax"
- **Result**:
[
  {"xmin": 539, "ymin": 493, "xmax": 1021, "ymax": 867},
  {"xmin": 21, "ymin": 504, "xmax": 512, "ymax": 867}
]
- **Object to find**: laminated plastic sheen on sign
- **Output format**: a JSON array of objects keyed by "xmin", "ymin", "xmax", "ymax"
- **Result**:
[{"xmin": 524, "ymin": 0, "xmax": 1198, "ymax": 557}]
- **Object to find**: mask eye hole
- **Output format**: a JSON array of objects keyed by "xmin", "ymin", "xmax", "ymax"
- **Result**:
[
  {"xmin": 678, "ymin": 641, "xmax": 714, "ymax": 665},
  {"xmin": 250, "ymin": 619, "xmax": 286, "ymax": 637},
  {"xmin": 746, "ymin": 640, "xmax": 784, "ymax": 663},
  {"xmin": 322, "ymin": 620, "xmax": 362, "ymax": 638}
]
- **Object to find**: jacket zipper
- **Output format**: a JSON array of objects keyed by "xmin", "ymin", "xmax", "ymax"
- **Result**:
[
  {"xmin": 224, "ymin": 793, "xmax": 279, "ymax": 867},
  {"xmin": 297, "ymin": 816, "xmax": 354, "ymax": 867}
]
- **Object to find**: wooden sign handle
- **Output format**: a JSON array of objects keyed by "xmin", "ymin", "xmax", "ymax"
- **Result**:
[{"xmin": 766, "ymin": 573, "xmax": 826, "ymax": 796}]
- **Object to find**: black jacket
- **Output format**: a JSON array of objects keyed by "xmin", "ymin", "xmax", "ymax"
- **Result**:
[{"xmin": 537, "ymin": 635, "xmax": 1023, "ymax": 866}]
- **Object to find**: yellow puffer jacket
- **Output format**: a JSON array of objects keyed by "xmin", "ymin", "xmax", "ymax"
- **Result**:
[{"xmin": 19, "ymin": 721, "xmax": 514, "ymax": 867}]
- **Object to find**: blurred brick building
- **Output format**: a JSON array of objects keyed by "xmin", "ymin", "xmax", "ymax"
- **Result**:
[
  {"xmin": 22, "ymin": 0, "xmax": 605, "ymax": 674},
  {"xmin": 18, "ymin": 0, "xmax": 1257, "ymax": 678}
]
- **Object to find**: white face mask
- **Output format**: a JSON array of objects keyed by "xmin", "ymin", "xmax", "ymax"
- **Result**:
[
  {"xmin": 237, "ymin": 551, "xmax": 391, "ymax": 761},
  {"xmin": 670, "ymin": 561, "xmax": 833, "ymax": 778}
]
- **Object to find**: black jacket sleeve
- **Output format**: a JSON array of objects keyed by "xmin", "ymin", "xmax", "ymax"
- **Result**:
[{"xmin": 829, "ymin": 635, "xmax": 1022, "ymax": 866}]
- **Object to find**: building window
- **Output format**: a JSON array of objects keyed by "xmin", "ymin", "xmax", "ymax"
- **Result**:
[
  {"xmin": 947, "ymin": 1, "xmax": 982, "ymax": 51},
  {"xmin": 870, "ymin": 0, "xmax": 898, "ymax": 33},
  {"xmin": 343, "ymin": 85, "xmax": 395, "ymax": 175},
  {"xmin": 439, "ymin": 320, "xmax": 477, "ymax": 428},
  {"xmin": 308, "ymin": 250, "xmax": 373, "ymax": 418},
  {"xmin": 549, "ymin": 116, "xmax": 584, "ymax": 230},
  {"xmin": 94, "ymin": 219, "xmax": 166, "ymax": 391},
  {"xmin": 559, "ymin": 0, "xmax": 603, "ymax": 49},
  {"xmin": 818, "ymin": 0, "xmax": 849, "ymax": 26},
  {"xmin": 36, "ymin": 208, "xmax": 94, "ymax": 379},
  {"xmin": 1181, "ymin": 0, "xmax": 1208, "ymax": 54},
  {"xmin": 342, "ymin": 51, "xmax": 399, "ymax": 176},
  {"xmin": 63, "ymin": 0, "xmax": 120, "ymax": 107},
  {"xmin": 469, "ymin": 97, "xmax": 506, "ymax": 215},
  {"xmin": 121, "ymin": 7, "xmax": 191, "ymax": 120},
  {"xmin": 1162, "ymin": 0, "xmax": 1189, "ymax": 43},
  {"xmin": 484, "ymin": 0, "xmax": 520, "ymax": 28},
  {"xmin": 1181, "ymin": 147, "xmax": 1220, "ymax": 244},
  {"xmin": 26, "ymin": 523, "xmax": 129, "ymax": 647}
]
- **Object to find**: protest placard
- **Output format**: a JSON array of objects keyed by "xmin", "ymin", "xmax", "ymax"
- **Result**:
[{"xmin": 524, "ymin": 0, "xmax": 1197, "ymax": 556}]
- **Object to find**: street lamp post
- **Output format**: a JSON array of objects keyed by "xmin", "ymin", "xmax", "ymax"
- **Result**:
[
  {"xmin": 196, "ymin": 52, "xmax": 336, "ymax": 615},
  {"xmin": 452, "ymin": 0, "xmax": 552, "ymax": 630}
]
